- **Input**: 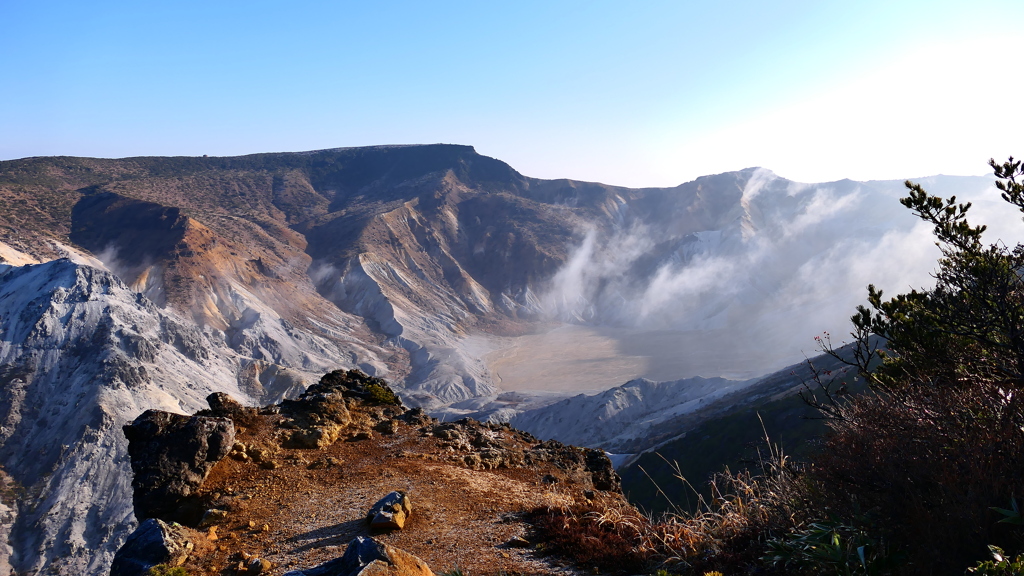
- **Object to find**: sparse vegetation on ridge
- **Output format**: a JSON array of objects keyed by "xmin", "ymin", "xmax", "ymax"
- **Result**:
[{"xmin": 803, "ymin": 158, "xmax": 1024, "ymax": 575}]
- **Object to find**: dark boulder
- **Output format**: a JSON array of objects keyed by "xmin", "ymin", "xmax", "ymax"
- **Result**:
[
  {"xmin": 585, "ymin": 448, "xmax": 622, "ymax": 492},
  {"xmin": 109, "ymin": 518, "xmax": 194, "ymax": 576},
  {"xmin": 200, "ymin": 392, "xmax": 258, "ymax": 425},
  {"xmin": 281, "ymin": 536, "xmax": 432, "ymax": 576},
  {"xmin": 366, "ymin": 491, "xmax": 412, "ymax": 530},
  {"xmin": 123, "ymin": 409, "xmax": 235, "ymax": 521}
]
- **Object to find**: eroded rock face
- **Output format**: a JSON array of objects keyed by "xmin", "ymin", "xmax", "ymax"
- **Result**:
[
  {"xmin": 123, "ymin": 410, "xmax": 235, "ymax": 521},
  {"xmin": 109, "ymin": 518, "xmax": 194, "ymax": 576},
  {"xmin": 282, "ymin": 536, "xmax": 433, "ymax": 576}
]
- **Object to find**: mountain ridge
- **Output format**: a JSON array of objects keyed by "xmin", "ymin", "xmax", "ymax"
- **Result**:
[
  {"xmin": 0, "ymin": 145, "xmax": 1005, "ymax": 575},
  {"xmin": 2, "ymin": 145, "xmax": 769, "ymax": 410}
]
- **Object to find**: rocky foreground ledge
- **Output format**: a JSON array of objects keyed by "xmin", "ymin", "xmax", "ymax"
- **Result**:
[{"xmin": 111, "ymin": 370, "xmax": 626, "ymax": 575}]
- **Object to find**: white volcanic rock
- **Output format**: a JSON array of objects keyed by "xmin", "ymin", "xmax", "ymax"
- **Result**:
[
  {"xmin": 510, "ymin": 376, "xmax": 752, "ymax": 453},
  {"xmin": 325, "ymin": 250, "xmax": 497, "ymax": 409},
  {"xmin": 218, "ymin": 280, "xmax": 376, "ymax": 379},
  {"xmin": 0, "ymin": 256, "xmax": 389, "ymax": 575},
  {"xmin": 0, "ymin": 260, "xmax": 251, "ymax": 575}
]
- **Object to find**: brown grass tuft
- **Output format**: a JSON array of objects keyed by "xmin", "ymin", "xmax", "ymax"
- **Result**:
[
  {"xmin": 528, "ymin": 504, "xmax": 651, "ymax": 572},
  {"xmin": 530, "ymin": 443, "xmax": 804, "ymax": 574}
]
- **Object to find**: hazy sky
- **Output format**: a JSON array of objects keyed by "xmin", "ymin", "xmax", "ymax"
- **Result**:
[{"xmin": 3, "ymin": 1, "xmax": 1022, "ymax": 187}]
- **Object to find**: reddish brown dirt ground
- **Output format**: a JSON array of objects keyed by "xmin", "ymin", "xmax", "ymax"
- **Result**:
[{"xmin": 181, "ymin": 403, "xmax": 628, "ymax": 576}]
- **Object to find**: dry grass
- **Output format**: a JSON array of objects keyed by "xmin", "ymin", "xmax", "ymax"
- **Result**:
[
  {"xmin": 528, "ymin": 505, "xmax": 651, "ymax": 572},
  {"xmin": 531, "ymin": 429, "xmax": 805, "ymax": 574}
]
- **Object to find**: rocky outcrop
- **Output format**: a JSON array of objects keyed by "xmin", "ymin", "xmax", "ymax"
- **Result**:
[
  {"xmin": 108, "ymin": 519, "xmax": 194, "ymax": 576},
  {"xmin": 200, "ymin": 392, "xmax": 258, "ymax": 426},
  {"xmin": 585, "ymin": 447, "xmax": 621, "ymax": 491},
  {"xmin": 423, "ymin": 418, "xmax": 621, "ymax": 492},
  {"xmin": 529, "ymin": 439, "xmax": 622, "ymax": 493},
  {"xmin": 278, "ymin": 370, "xmax": 402, "ymax": 449},
  {"xmin": 282, "ymin": 537, "xmax": 433, "ymax": 576},
  {"xmin": 111, "ymin": 367, "xmax": 631, "ymax": 575},
  {"xmin": 311, "ymin": 370, "xmax": 403, "ymax": 406},
  {"xmin": 123, "ymin": 410, "xmax": 235, "ymax": 521}
]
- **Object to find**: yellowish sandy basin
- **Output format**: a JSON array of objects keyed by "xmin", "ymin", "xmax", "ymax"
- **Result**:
[{"xmin": 477, "ymin": 324, "xmax": 796, "ymax": 393}]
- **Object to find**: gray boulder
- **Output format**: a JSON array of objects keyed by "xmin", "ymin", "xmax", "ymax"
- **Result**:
[
  {"xmin": 109, "ymin": 518, "xmax": 193, "ymax": 576},
  {"xmin": 123, "ymin": 409, "xmax": 235, "ymax": 520},
  {"xmin": 366, "ymin": 491, "xmax": 412, "ymax": 530}
]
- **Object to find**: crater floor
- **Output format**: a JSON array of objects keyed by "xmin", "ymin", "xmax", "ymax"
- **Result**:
[{"xmin": 477, "ymin": 324, "xmax": 788, "ymax": 394}]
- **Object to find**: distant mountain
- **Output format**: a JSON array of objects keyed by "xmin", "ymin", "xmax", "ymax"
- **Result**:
[
  {"xmin": 507, "ymin": 344, "xmax": 855, "ymax": 455},
  {"xmin": 0, "ymin": 145, "xmax": 1002, "ymax": 574},
  {"xmin": 502, "ymin": 343, "xmax": 867, "ymax": 515},
  {"xmin": 509, "ymin": 376, "xmax": 751, "ymax": 453}
]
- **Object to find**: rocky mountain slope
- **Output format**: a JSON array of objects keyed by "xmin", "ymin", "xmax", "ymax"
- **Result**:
[
  {"xmin": 6, "ymin": 147, "xmax": 995, "ymax": 407},
  {"xmin": 0, "ymin": 145, "xmax": 1003, "ymax": 575},
  {"xmin": 0, "ymin": 259, "xmax": 250, "ymax": 574}
]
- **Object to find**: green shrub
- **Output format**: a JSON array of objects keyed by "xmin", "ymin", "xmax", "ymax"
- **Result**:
[
  {"xmin": 806, "ymin": 158, "xmax": 1024, "ymax": 574},
  {"xmin": 147, "ymin": 565, "xmax": 189, "ymax": 576},
  {"xmin": 967, "ymin": 546, "xmax": 1024, "ymax": 575},
  {"xmin": 763, "ymin": 519, "xmax": 899, "ymax": 575},
  {"xmin": 806, "ymin": 382, "xmax": 1024, "ymax": 573},
  {"xmin": 365, "ymin": 382, "xmax": 401, "ymax": 405}
]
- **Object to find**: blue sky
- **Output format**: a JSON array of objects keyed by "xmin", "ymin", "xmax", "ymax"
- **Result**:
[{"xmin": 3, "ymin": 1, "xmax": 1023, "ymax": 186}]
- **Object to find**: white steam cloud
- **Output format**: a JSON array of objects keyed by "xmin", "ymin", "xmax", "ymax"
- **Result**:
[
  {"xmin": 541, "ymin": 171, "xmax": 1019, "ymax": 374},
  {"xmin": 92, "ymin": 242, "xmax": 167, "ymax": 306}
]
